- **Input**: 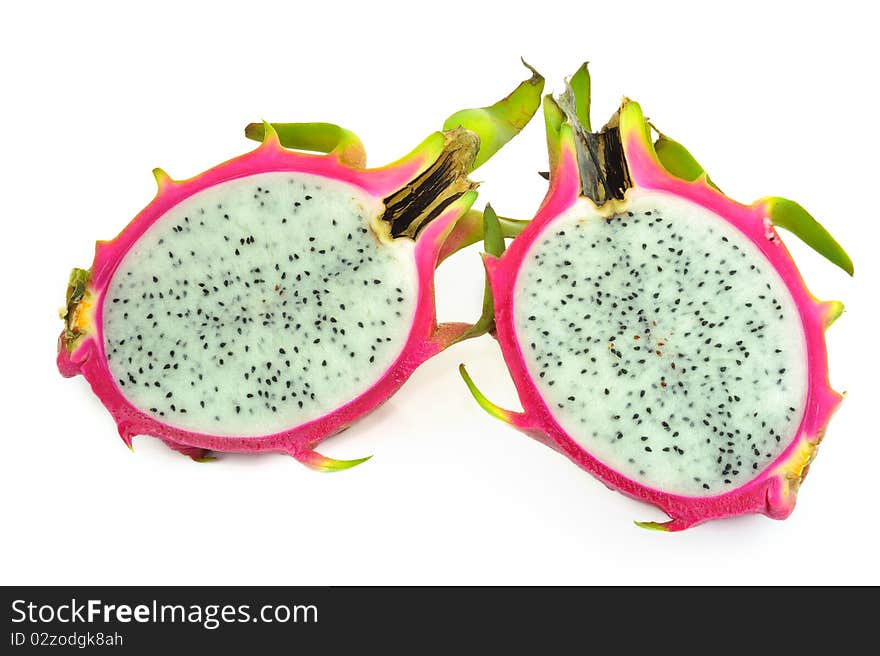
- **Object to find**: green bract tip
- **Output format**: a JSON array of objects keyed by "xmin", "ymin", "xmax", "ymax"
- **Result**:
[{"xmin": 443, "ymin": 60, "xmax": 544, "ymax": 171}]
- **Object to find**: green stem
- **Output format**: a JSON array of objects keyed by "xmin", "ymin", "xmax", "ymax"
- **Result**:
[
  {"xmin": 450, "ymin": 205, "xmax": 507, "ymax": 344},
  {"xmin": 438, "ymin": 208, "xmax": 528, "ymax": 263},
  {"xmin": 650, "ymin": 128, "xmax": 853, "ymax": 276},
  {"xmin": 568, "ymin": 62, "xmax": 591, "ymax": 132},
  {"xmin": 766, "ymin": 198, "xmax": 854, "ymax": 276},
  {"xmin": 244, "ymin": 122, "xmax": 366, "ymax": 167},
  {"xmin": 443, "ymin": 60, "xmax": 544, "ymax": 171},
  {"xmin": 652, "ymin": 130, "xmax": 719, "ymax": 191}
]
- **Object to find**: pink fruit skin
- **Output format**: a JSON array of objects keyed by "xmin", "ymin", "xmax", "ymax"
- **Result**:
[
  {"xmin": 484, "ymin": 105, "xmax": 843, "ymax": 531},
  {"xmin": 57, "ymin": 131, "xmax": 474, "ymax": 468}
]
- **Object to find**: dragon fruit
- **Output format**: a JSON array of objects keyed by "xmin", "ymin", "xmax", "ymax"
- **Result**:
[
  {"xmin": 58, "ymin": 66, "xmax": 543, "ymax": 469},
  {"xmin": 460, "ymin": 64, "xmax": 851, "ymax": 530}
]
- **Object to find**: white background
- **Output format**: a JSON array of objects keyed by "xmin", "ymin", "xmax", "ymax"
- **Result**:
[{"xmin": 2, "ymin": 1, "xmax": 877, "ymax": 585}]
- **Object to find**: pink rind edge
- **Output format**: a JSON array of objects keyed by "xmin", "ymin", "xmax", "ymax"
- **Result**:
[
  {"xmin": 487, "ymin": 111, "xmax": 843, "ymax": 531},
  {"xmin": 57, "ymin": 136, "xmax": 470, "ymax": 462}
]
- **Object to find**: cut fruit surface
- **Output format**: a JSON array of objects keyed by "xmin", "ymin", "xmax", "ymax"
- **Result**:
[
  {"xmin": 103, "ymin": 172, "xmax": 417, "ymax": 437},
  {"xmin": 513, "ymin": 190, "xmax": 808, "ymax": 496}
]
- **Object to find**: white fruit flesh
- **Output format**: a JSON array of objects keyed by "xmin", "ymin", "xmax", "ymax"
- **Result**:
[
  {"xmin": 513, "ymin": 189, "xmax": 808, "ymax": 496},
  {"xmin": 103, "ymin": 172, "xmax": 418, "ymax": 437}
]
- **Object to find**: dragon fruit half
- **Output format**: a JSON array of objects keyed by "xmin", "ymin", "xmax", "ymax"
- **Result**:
[
  {"xmin": 460, "ymin": 64, "xmax": 851, "ymax": 530},
  {"xmin": 58, "ymin": 66, "xmax": 543, "ymax": 469}
]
